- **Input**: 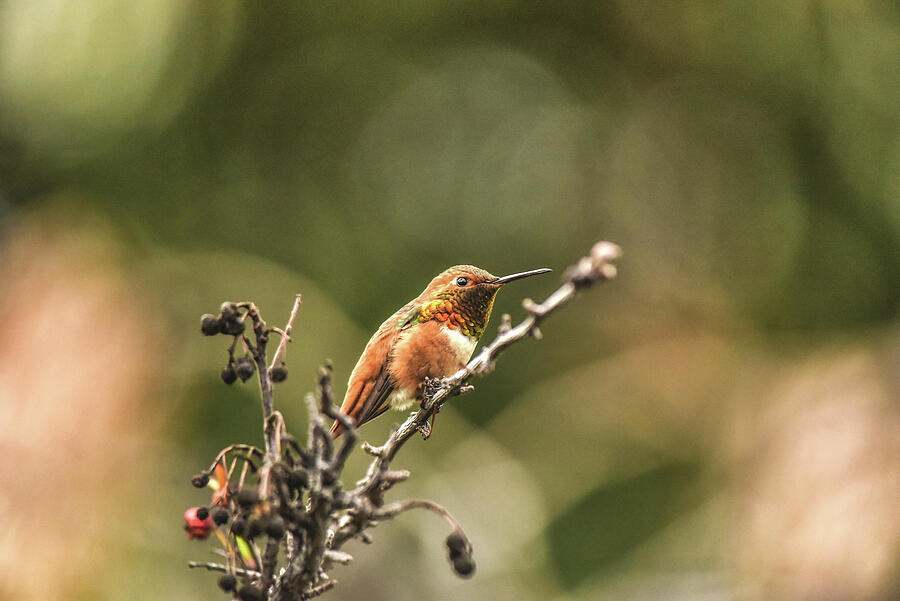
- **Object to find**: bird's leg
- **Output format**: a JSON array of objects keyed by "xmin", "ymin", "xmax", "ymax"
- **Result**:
[{"xmin": 416, "ymin": 408, "xmax": 439, "ymax": 440}]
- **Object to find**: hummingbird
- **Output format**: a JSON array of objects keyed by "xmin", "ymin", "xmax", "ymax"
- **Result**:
[{"xmin": 330, "ymin": 265, "xmax": 551, "ymax": 437}]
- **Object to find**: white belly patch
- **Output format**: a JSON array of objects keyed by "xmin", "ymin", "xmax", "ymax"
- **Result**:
[
  {"xmin": 442, "ymin": 326, "xmax": 477, "ymax": 364},
  {"xmin": 388, "ymin": 388, "xmax": 415, "ymax": 411}
]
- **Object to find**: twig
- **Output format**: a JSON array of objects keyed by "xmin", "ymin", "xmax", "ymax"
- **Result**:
[
  {"xmin": 316, "ymin": 366, "xmax": 357, "ymax": 473},
  {"xmin": 373, "ymin": 499, "xmax": 468, "ymax": 538},
  {"xmin": 270, "ymin": 294, "xmax": 302, "ymax": 370},
  {"xmin": 206, "ymin": 444, "xmax": 265, "ymax": 474},
  {"xmin": 188, "ymin": 561, "xmax": 261, "ymax": 578},
  {"xmin": 300, "ymin": 579, "xmax": 336, "ymax": 600}
]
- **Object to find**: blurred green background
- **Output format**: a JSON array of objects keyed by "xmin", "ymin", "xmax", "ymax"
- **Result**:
[{"xmin": 0, "ymin": 2, "xmax": 897, "ymax": 600}]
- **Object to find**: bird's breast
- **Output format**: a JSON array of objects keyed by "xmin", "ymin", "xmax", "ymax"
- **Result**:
[{"xmin": 388, "ymin": 320, "xmax": 478, "ymax": 399}]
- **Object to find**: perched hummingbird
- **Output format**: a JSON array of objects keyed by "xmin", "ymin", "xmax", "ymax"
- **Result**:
[{"xmin": 330, "ymin": 265, "xmax": 551, "ymax": 437}]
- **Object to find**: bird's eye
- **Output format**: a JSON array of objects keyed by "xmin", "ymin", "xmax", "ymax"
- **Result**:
[{"xmin": 455, "ymin": 277, "xmax": 469, "ymax": 287}]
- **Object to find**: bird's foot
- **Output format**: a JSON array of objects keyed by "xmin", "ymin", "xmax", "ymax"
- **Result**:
[{"xmin": 417, "ymin": 409, "xmax": 439, "ymax": 440}]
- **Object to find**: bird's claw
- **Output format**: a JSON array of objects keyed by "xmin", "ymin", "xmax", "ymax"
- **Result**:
[
  {"xmin": 417, "ymin": 408, "xmax": 439, "ymax": 440},
  {"xmin": 417, "ymin": 420, "xmax": 433, "ymax": 440}
]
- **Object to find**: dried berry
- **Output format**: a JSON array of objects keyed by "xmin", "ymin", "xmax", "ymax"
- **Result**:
[
  {"xmin": 221, "ymin": 366, "xmax": 237, "ymax": 385},
  {"xmin": 230, "ymin": 517, "xmax": 247, "ymax": 537},
  {"xmin": 195, "ymin": 507, "xmax": 209, "ymax": 521},
  {"xmin": 236, "ymin": 489, "xmax": 259, "ymax": 509},
  {"xmin": 445, "ymin": 532, "xmax": 467, "ymax": 553},
  {"xmin": 237, "ymin": 584, "xmax": 262, "ymax": 601},
  {"xmin": 220, "ymin": 302, "xmax": 238, "ymax": 320},
  {"xmin": 184, "ymin": 507, "xmax": 213, "ymax": 540},
  {"xmin": 218, "ymin": 303, "xmax": 245, "ymax": 336},
  {"xmin": 235, "ymin": 357, "xmax": 255, "ymax": 382},
  {"xmin": 217, "ymin": 573, "xmax": 237, "ymax": 592},
  {"xmin": 452, "ymin": 556, "xmax": 476, "ymax": 577},
  {"xmin": 200, "ymin": 314, "xmax": 221, "ymax": 336},
  {"xmin": 266, "ymin": 516, "xmax": 285, "ymax": 539},
  {"xmin": 245, "ymin": 519, "xmax": 263, "ymax": 540},
  {"xmin": 191, "ymin": 473, "xmax": 210, "ymax": 488},
  {"xmin": 212, "ymin": 506, "xmax": 230, "ymax": 525},
  {"xmin": 269, "ymin": 364, "xmax": 288, "ymax": 383}
]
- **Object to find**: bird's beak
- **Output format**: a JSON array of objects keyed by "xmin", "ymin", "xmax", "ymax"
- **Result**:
[{"xmin": 487, "ymin": 268, "xmax": 552, "ymax": 285}]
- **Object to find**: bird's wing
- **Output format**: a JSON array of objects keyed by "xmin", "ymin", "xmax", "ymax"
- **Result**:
[
  {"xmin": 331, "ymin": 302, "xmax": 418, "ymax": 437},
  {"xmin": 352, "ymin": 366, "xmax": 395, "ymax": 427}
]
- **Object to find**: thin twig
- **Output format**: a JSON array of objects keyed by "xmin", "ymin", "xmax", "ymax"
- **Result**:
[
  {"xmin": 373, "ymin": 499, "xmax": 468, "ymax": 539},
  {"xmin": 188, "ymin": 561, "xmax": 261, "ymax": 578},
  {"xmin": 270, "ymin": 294, "xmax": 302, "ymax": 370},
  {"xmin": 207, "ymin": 444, "xmax": 265, "ymax": 474}
]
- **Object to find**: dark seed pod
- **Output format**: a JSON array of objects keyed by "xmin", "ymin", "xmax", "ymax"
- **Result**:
[
  {"xmin": 245, "ymin": 519, "xmax": 263, "ymax": 540},
  {"xmin": 269, "ymin": 364, "xmax": 288, "ymax": 383},
  {"xmin": 236, "ymin": 489, "xmax": 259, "ymax": 509},
  {"xmin": 221, "ymin": 366, "xmax": 237, "ymax": 385},
  {"xmin": 446, "ymin": 532, "xmax": 467, "ymax": 553},
  {"xmin": 219, "ymin": 302, "xmax": 238, "ymax": 321},
  {"xmin": 235, "ymin": 357, "xmax": 255, "ymax": 382},
  {"xmin": 191, "ymin": 473, "xmax": 209, "ymax": 488},
  {"xmin": 266, "ymin": 516, "xmax": 285, "ymax": 539},
  {"xmin": 230, "ymin": 517, "xmax": 247, "ymax": 537},
  {"xmin": 218, "ymin": 303, "xmax": 245, "ymax": 336},
  {"xmin": 452, "ymin": 556, "xmax": 476, "ymax": 577},
  {"xmin": 200, "ymin": 314, "xmax": 221, "ymax": 336},
  {"xmin": 237, "ymin": 584, "xmax": 262, "ymax": 601},
  {"xmin": 195, "ymin": 507, "xmax": 209, "ymax": 521},
  {"xmin": 321, "ymin": 470, "xmax": 337, "ymax": 486},
  {"xmin": 217, "ymin": 573, "xmax": 237, "ymax": 592},
  {"xmin": 212, "ymin": 506, "xmax": 230, "ymax": 525},
  {"xmin": 219, "ymin": 318, "xmax": 245, "ymax": 336}
]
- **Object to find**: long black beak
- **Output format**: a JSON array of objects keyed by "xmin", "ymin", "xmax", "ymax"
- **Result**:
[{"xmin": 488, "ymin": 268, "xmax": 552, "ymax": 285}]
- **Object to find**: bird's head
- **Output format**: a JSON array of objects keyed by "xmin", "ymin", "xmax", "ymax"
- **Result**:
[{"xmin": 415, "ymin": 265, "xmax": 551, "ymax": 338}]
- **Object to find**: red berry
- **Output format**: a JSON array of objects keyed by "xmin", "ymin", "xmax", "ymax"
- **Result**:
[{"xmin": 184, "ymin": 506, "xmax": 214, "ymax": 540}]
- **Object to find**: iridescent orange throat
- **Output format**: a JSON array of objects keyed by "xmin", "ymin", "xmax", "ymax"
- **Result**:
[{"xmin": 412, "ymin": 287, "xmax": 499, "ymax": 338}]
